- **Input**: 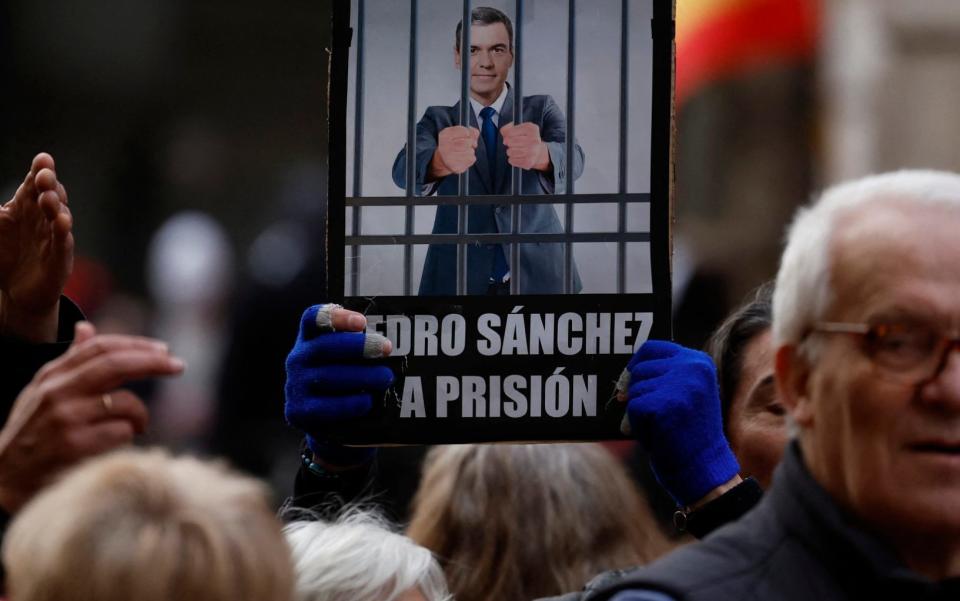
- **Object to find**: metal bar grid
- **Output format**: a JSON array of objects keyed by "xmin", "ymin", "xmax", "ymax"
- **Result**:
[
  {"xmin": 347, "ymin": 232, "xmax": 651, "ymax": 245},
  {"xmin": 349, "ymin": 0, "xmax": 365, "ymax": 296},
  {"xmin": 457, "ymin": 0, "xmax": 472, "ymax": 295},
  {"xmin": 347, "ymin": 192, "xmax": 651, "ymax": 207},
  {"xmin": 346, "ymin": 0, "xmax": 647, "ymax": 297},
  {"xmin": 563, "ymin": 0, "xmax": 576, "ymax": 294},
  {"xmin": 617, "ymin": 0, "xmax": 629, "ymax": 293},
  {"xmin": 403, "ymin": 0, "xmax": 419, "ymax": 295},
  {"xmin": 509, "ymin": 0, "xmax": 524, "ymax": 294}
]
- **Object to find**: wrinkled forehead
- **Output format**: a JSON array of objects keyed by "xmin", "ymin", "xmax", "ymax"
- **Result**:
[{"xmin": 826, "ymin": 202, "xmax": 960, "ymax": 322}]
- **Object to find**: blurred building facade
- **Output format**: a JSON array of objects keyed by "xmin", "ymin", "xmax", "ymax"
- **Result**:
[
  {"xmin": 673, "ymin": 0, "xmax": 960, "ymax": 347},
  {"xmin": 822, "ymin": 0, "xmax": 960, "ymax": 181}
]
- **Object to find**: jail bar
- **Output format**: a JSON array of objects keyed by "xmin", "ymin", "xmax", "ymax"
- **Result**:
[
  {"xmin": 509, "ymin": 0, "xmax": 524, "ymax": 295},
  {"xmin": 617, "ymin": 0, "xmax": 629, "ymax": 293},
  {"xmin": 456, "ymin": 0, "xmax": 472, "ymax": 295},
  {"xmin": 349, "ymin": 0, "xmax": 366, "ymax": 296},
  {"xmin": 563, "ymin": 0, "xmax": 577, "ymax": 294},
  {"xmin": 403, "ymin": 0, "xmax": 419, "ymax": 295}
]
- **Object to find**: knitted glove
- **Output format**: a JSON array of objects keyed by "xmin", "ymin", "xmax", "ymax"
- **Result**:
[
  {"xmin": 285, "ymin": 304, "xmax": 393, "ymax": 465},
  {"xmin": 621, "ymin": 340, "xmax": 739, "ymax": 506}
]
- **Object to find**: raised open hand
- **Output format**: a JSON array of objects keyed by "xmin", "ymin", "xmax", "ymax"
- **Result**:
[{"xmin": 0, "ymin": 153, "xmax": 73, "ymax": 342}]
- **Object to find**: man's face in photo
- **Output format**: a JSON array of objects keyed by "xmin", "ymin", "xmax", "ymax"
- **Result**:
[{"xmin": 454, "ymin": 22, "xmax": 514, "ymax": 104}]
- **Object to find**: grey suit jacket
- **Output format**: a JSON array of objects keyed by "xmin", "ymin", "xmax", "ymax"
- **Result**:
[{"xmin": 393, "ymin": 88, "xmax": 584, "ymax": 295}]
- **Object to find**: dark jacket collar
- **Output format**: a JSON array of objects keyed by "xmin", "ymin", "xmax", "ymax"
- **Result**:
[{"xmin": 772, "ymin": 441, "xmax": 960, "ymax": 595}]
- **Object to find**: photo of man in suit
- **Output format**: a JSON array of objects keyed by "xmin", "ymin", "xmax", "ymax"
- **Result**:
[{"xmin": 392, "ymin": 6, "xmax": 584, "ymax": 296}]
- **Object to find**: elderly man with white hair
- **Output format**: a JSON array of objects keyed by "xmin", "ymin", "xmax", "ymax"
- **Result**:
[{"xmin": 544, "ymin": 170, "xmax": 960, "ymax": 600}]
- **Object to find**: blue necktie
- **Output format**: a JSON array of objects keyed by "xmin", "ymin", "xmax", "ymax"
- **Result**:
[
  {"xmin": 479, "ymin": 106, "xmax": 498, "ymax": 167},
  {"xmin": 479, "ymin": 106, "xmax": 509, "ymax": 285}
]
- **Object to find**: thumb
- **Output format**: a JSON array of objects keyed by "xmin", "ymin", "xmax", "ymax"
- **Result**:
[
  {"xmin": 500, "ymin": 121, "xmax": 515, "ymax": 140},
  {"xmin": 73, "ymin": 321, "xmax": 96, "ymax": 345}
]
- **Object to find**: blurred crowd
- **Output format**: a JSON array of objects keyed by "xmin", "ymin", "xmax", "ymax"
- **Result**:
[
  {"xmin": 3, "ymin": 150, "xmax": 960, "ymax": 600},
  {"xmin": 3, "ymin": 0, "xmax": 960, "ymax": 600}
]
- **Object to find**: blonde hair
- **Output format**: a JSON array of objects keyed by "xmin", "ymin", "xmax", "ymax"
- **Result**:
[
  {"xmin": 3, "ymin": 448, "xmax": 293, "ymax": 601},
  {"xmin": 284, "ymin": 510, "xmax": 451, "ymax": 601},
  {"xmin": 406, "ymin": 443, "xmax": 669, "ymax": 601}
]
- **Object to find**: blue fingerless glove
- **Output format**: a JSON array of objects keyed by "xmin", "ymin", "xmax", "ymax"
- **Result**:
[
  {"xmin": 285, "ymin": 304, "xmax": 394, "ymax": 465},
  {"xmin": 624, "ymin": 340, "xmax": 739, "ymax": 507}
]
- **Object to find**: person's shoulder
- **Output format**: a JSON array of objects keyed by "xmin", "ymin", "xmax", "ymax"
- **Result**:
[
  {"xmin": 422, "ymin": 104, "xmax": 458, "ymax": 118},
  {"xmin": 424, "ymin": 103, "xmax": 455, "ymax": 112},
  {"xmin": 541, "ymin": 514, "xmax": 791, "ymax": 601},
  {"xmin": 520, "ymin": 94, "xmax": 555, "ymax": 107},
  {"xmin": 519, "ymin": 95, "xmax": 562, "ymax": 124},
  {"xmin": 645, "ymin": 527, "xmax": 779, "ymax": 589},
  {"xmin": 608, "ymin": 592, "xmax": 676, "ymax": 601},
  {"xmin": 534, "ymin": 585, "xmax": 676, "ymax": 601},
  {"xmin": 590, "ymin": 502, "xmax": 794, "ymax": 600},
  {"xmin": 415, "ymin": 105, "xmax": 460, "ymax": 132}
]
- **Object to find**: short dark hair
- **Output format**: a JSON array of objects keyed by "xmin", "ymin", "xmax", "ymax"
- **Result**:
[
  {"xmin": 455, "ymin": 7, "xmax": 514, "ymax": 52},
  {"xmin": 706, "ymin": 281, "xmax": 774, "ymax": 432}
]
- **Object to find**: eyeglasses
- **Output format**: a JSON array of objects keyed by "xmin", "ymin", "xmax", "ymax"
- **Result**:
[{"xmin": 811, "ymin": 321, "xmax": 960, "ymax": 385}]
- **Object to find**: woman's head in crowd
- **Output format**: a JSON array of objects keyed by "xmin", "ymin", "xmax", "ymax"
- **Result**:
[
  {"xmin": 284, "ymin": 511, "xmax": 451, "ymax": 601},
  {"xmin": 407, "ymin": 443, "xmax": 669, "ymax": 601},
  {"xmin": 2, "ymin": 448, "xmax": 293, "ymax": 601},
  {"xmin": 707, "ymin": 281, "xmax": 787, "ymax": 487}
]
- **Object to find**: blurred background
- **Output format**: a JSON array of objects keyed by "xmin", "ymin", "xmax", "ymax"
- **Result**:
[
  {"xmin": 1, "ymin": 0, "xmax": 330, "ymax": 495},
  {"xmin": 4, "ymin": 0, "xmax": 960, "ymax": 503}
]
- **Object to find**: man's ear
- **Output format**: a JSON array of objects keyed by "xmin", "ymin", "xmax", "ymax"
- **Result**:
[
  {"xmin": 454, "ymin": 46, "xmax": 461, "ymax": 69},
  {"xmin": 776, "ymin": 344, "xmax": 814, "ymax": 427}
]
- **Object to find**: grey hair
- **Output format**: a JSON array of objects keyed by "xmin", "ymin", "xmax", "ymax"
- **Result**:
[
  {"xmin": 283, "ymin": 510, "xmax": 452, "ymax": 601},
  {"xmin": 773, "ymin": 170, "xmax": 960, "ymax": 349},
  {"xmin": 406, "ymin": 443, "xmax": 667, "ymax": 601}
]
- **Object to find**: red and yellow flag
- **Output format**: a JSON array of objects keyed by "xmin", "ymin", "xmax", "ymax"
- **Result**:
[{"xmin": 676, "ymin": 0, "xmax": 819, "ymax": 104}]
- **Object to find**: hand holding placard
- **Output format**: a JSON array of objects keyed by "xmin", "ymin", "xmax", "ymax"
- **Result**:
[
  {"xmin": 619, "ymin": 340, "xmax": 740, "ymax": 507},
  {"xmin": 284, "ymin": 304, "xmax": 394, "ymax": 466}
]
